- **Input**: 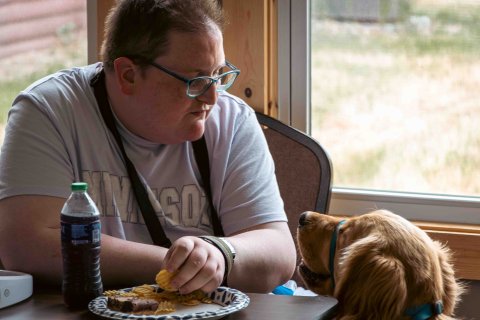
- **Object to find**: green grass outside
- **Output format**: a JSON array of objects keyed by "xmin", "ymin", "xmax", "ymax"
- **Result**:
[{"xmin": 311, "ymin": 1, "xmax": 480, "ymax": 196}]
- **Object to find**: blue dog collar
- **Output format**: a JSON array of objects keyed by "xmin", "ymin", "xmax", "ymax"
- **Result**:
[
  {"xmin": 329, "ymin": 219, "xmax": 346, "ymax": 290},
  {"xmin": 405, "ymin": 300, "xmax": 444, "ymax": 320}
]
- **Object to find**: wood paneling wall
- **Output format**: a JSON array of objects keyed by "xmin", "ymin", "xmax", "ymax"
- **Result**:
[{"xmin": 222, "ymin": 0, "xmax": 277, "ymax": 115}]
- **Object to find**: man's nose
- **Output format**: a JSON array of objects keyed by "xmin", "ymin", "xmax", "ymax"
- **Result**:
[{"xmin": 195, "ymin": 83, "xmax": 218, "ymax": 106}]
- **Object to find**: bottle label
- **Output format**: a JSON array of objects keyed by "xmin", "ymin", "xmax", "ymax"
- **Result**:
[{"xmin": 61, "ymin": 221, "xmax": 101, "ymax": 245}]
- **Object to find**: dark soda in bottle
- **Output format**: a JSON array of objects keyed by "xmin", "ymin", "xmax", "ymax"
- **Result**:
[{"xmin": 61, "ymin": 182, "xmax": 103, "ymax": 309}]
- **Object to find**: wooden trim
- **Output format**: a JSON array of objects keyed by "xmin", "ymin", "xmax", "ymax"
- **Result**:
[
  {"xmin": 95, "ymin": 0, "xmax": 115, "ymax": 61},
  {"xmin": 267, "ymin": 0, "xmax": 278, "ymax": 118},
  {"xmin": 222, "ymin": 0, "xmax": 269, "ymax": 113},
  {"xmin": 414, "ymin": 221, "xmax": 480, "ymax": 234},
  {"xmin": 222, "ymin": 0, "xmax": 277, "ymax": 115}
]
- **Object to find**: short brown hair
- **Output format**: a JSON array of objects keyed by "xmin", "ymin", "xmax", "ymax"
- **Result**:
[{"xmin": 101, "ymin": 0, "xmax": 225, "ymax": 70}]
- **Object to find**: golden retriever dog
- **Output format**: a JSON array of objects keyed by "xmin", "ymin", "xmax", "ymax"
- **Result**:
[{"xmin": 297, "ymin": 209, "xmax": 464, "ymax": 320}]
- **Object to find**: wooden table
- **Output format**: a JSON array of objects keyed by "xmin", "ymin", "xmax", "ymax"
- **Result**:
[{"xmin": 0, "ymin": 287, "xmax": 338, "ymax": 320}]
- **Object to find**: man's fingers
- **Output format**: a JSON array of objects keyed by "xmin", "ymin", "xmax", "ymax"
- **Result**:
[
  {"xmin": 164, "ymin": 238, "xmax": 195, "ymax": 272},
  {"xmin": 171, "ymin": 244, "xmax": 208, "ymax": 289},
  {"xmin": 178, "ymin": 259, "xmax": 222, "ymax": 294}
]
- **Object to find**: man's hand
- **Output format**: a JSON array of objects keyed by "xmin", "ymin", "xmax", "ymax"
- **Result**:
[{"xmin": 163, "ymin": 236, "xmax": 225, "ymax": 294}]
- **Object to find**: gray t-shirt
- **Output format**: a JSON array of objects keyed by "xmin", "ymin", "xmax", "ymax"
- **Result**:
[{"xmin": 0, "ymin": 63, "xmax": 286, "ymax": 244}]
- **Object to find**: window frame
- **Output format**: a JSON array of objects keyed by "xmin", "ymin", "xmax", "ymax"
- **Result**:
[
  {"xmin": 86, "ymin": 0, "xmax": 98, "ymax": 64},
  {"xmin": 278, "ymin": 0, "xmax": 480, "ymax": 225}
]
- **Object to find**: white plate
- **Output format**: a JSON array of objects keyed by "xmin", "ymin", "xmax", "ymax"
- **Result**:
[{"xmin": 88, "ymin": 286, "xmax": 250, "ymax": 320}]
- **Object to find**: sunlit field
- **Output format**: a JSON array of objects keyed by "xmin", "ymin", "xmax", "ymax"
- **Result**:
[{"xmin": 311, "ymin": 0, "xmax": 480, "ymax": 196}]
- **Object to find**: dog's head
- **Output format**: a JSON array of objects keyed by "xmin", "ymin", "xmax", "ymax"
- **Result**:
[{"xmin": 297, "ymin": 209, "xmax": 464, "ymax": 320}]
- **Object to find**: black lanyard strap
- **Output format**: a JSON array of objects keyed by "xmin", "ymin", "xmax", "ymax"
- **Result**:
[
  {"xmin": 192, "ymin": 136, "xmax": 224, "ymax": 237},
  {"xmin": 91, "ymin": 69, "xmax": 172, "ymax": 247}
]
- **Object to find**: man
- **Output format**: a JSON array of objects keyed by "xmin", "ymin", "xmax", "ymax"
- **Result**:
[{"xmin": 0, "ymin": 0, "xmax": 296, "ymax": 294}]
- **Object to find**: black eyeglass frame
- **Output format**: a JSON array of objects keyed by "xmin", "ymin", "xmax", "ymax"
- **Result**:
[{"xmin": 127, "ymin": 56, "xmax": 241, "ymax": 98}]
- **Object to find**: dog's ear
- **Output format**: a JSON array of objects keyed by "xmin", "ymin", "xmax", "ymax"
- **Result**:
[
  {"xmin": 434, "ymin": 240, "xmax": 465, "ymax": 316},
  {"xmin": 334, "ymin": 234, "xmax": 407, "ymax": 320}
]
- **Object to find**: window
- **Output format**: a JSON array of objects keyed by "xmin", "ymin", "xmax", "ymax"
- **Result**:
[
  {"xmin": 278, "ymin": 0, "xmax": 480, "ymax": 224},
  {"xmin": 0, "ymin": 0, "xmax": 87, "ymax": 145}
]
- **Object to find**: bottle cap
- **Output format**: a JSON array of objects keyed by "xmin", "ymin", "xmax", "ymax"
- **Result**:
[{"xmin": 71, "ymin": 182, "xmax": 88, "ymax": 191}]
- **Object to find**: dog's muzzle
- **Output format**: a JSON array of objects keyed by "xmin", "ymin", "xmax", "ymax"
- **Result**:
[{"xmin": 298, "ymin": 262, "xmax": 330, "ymax": 283}]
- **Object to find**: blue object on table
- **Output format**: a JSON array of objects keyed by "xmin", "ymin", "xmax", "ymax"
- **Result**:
[{"xmin": 272, "ymin": 280, "xmax": 297, "ymax": 295}]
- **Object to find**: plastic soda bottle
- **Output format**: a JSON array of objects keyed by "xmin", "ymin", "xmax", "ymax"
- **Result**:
[{"xmin": 61, "ymin": 182, "xmax": 103, "ymax": 308}]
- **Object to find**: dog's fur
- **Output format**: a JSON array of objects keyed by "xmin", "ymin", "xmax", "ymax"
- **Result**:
[{"xmin": 297, "ymin": 210, "xmax": 464, "ymax": 320}]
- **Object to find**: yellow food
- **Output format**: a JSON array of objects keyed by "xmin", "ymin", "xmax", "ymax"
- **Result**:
[
  {"xmin": 154, "ymin": 301, "xmax": 176, "ymax": 314},
  {"xmin": 103, "ymin": 269, "xmax": 214, "ymax": 315},
  {"xmin": 155, "ymin": 269, "xmax": 177, "ymax": 292}
]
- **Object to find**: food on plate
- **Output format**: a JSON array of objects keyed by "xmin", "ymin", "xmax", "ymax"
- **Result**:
[
  {"xmin": 155, "ymin": 269, "xmax": 177, "ymax": 292},
  {"xmin": 102, "ymin": 270, "xmax": 213, "ymax": 315},
  {"xmin": 156, "ymin": 300, "xmax": 176, "ymax": 313},
  {"xmin": 107, "ymin": 296, "xmax": 158, "ymax": 312}
]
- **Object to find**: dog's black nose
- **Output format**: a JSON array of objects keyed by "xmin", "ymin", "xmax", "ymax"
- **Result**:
[{"xmin": 298, "ymin": 211, "xmax": 309, "ymax": 226}]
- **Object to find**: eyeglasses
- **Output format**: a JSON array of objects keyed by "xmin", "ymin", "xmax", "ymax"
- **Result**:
[{"xmin": 148, "ymin": 60, "xmax": 241, "ymax": 98}]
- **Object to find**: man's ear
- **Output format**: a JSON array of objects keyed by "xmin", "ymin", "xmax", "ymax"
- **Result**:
[{"xmin": 112, "ymin": 57, "xmax": 137, "ymax": 95}]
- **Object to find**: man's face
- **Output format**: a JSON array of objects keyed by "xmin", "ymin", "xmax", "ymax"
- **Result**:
[{"xmin": 126, "ymin": 25, "xmax": 226, "ymax": 144}]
